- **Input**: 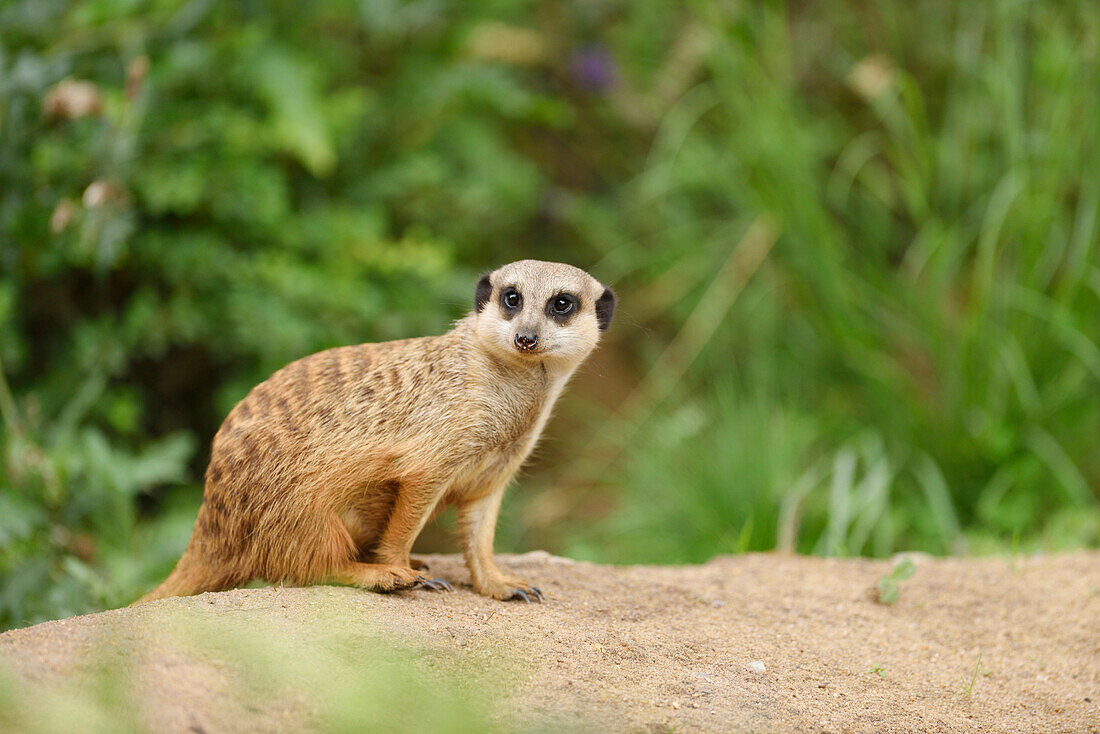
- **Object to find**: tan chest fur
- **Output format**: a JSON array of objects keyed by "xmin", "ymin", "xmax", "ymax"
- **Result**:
[{"xmin": 446, "ymin": 359, "xmax": 570, "ymax": 503}]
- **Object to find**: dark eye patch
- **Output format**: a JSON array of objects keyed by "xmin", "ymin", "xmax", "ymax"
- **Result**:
[
  {"xmin": 500, "ymin": 287, "xmax": 522, "ymax": 318},
  {"xmin": 545, "ymin": 293, "xmax": 578, "ymax": 324}
]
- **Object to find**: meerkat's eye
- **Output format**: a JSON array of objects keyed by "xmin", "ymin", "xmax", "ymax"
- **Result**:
[
  {"xmin": 501, "ymin": 288, "xmax": 522, "ymax": 311},
  {"xmin": 547, "ymin": 293, "xmax": 578, "ymax": 320}
]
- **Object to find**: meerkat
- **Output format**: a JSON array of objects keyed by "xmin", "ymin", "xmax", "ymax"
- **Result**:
[{"xmin": 136, "ymin": 260, "xmax": 614, "ymax": 604}]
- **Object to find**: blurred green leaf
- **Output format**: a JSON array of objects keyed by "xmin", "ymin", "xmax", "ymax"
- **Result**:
[
  {"xmin": 877, "ymin": 557, "xmax": 916, "ymax": 604},
  {"xmin": 251, "ymin": 46, "xmax": 336, "ymax": 177}
]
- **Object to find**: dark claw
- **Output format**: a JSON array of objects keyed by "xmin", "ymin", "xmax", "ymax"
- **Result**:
[
  {"xmin": 420, "ymin": 577, "xmax": 453, "ymax": 592},
  {"xmin": 507, "ymin": 589, "xmax": 531, "ymax": 603},
  {"xmin": 530, "ymin": 586, "xmax": 545, "ymax": 602}
]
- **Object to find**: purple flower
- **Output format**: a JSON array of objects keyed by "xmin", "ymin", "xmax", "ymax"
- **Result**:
[{"xmin": 569, "ymin": 44, "xmax": 617, "ymax": 92}]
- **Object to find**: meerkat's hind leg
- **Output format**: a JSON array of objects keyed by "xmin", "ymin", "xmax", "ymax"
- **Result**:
[
  {"xmin": 324, "ymin": 561, "xmax": 428, "ymax": 593},
  {"xmin": 355, "ymin": 546, "xmax": 445, "ymax": 587},
  {"xmin": 291, "ymin": 512, "xmax": 445, "ymax": 593}
]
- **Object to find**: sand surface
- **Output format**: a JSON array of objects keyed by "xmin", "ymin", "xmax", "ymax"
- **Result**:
[{"xmin": 1, "ymin": 551, "xmax": 1097, "ymax": 733}]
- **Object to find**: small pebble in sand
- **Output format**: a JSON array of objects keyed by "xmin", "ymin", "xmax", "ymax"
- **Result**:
[{"xmin": 750, "ymin": 660, "xmax": 766, "ymax": 674}]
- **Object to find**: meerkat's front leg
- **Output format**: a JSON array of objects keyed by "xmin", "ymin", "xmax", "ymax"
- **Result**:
[
  {"xmin": 458, "ymin": 486, "xmax": 544, "ymax": 602},
  {"xmin": 374, "ymin": 481, "xmax": 454, "ymax": 591}
]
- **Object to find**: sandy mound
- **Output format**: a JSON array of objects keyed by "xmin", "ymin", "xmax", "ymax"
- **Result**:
[{"xmin": 1, "ymin": 552, "xmax": 1097, "ymax": 733}]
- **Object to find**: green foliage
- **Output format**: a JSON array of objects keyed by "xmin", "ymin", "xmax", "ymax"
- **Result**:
[
  {"xmin": 554, "ymin": 0, "xmax": 1100, "ymax": 562},
  {"xmin": 0, "ymin": 600, "xmax": 517, "ymax": 733},
  {"xmin": 1, "ymin": 0, "xmax": 1098, "ymax": 630},
  {"xmin": 876, "ymin": 558, "xmax": 916, "ymax": 605},
  {"xmin": 958, "ymin": 652, "xmax": 989, "ymax": 698}
]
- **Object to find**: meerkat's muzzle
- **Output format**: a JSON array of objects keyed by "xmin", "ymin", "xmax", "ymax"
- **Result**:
[{"xmin": 514, "ymin": 332, "xmax": 539, "ymax": 352}]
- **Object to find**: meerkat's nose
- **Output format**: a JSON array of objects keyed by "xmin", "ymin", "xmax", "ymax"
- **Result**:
[{"xmin": 514, "ymin": 333, "xmax": 539, "ymax": 351}]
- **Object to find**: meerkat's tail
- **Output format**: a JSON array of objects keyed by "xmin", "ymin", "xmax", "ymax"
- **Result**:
[
  {"xmin": 133, "ymin": 566, "xmax": 190, "ymax": 605},
  {"xmin": 132, "ymin": 549, "xmax": 241, "ymax": 606}
]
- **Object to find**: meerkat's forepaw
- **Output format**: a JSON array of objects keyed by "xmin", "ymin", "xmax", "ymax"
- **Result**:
[{"xmin": 480, "ymin": 579, "xmax": 545, "ymax": 603}]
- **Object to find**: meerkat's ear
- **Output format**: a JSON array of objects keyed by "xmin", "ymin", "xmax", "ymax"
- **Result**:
[
  {"xmin": 595, "ymin": 286, "xmax": 616, "ymax": 331},
  {"xmin": 475, "ymin": 272, "xmax": 493, "ymax": 312}
]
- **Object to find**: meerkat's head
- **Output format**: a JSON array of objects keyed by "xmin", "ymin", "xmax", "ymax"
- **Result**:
[{"xmin": 472, "ymin": 260, "xmax": 615, "ymax": 368}]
